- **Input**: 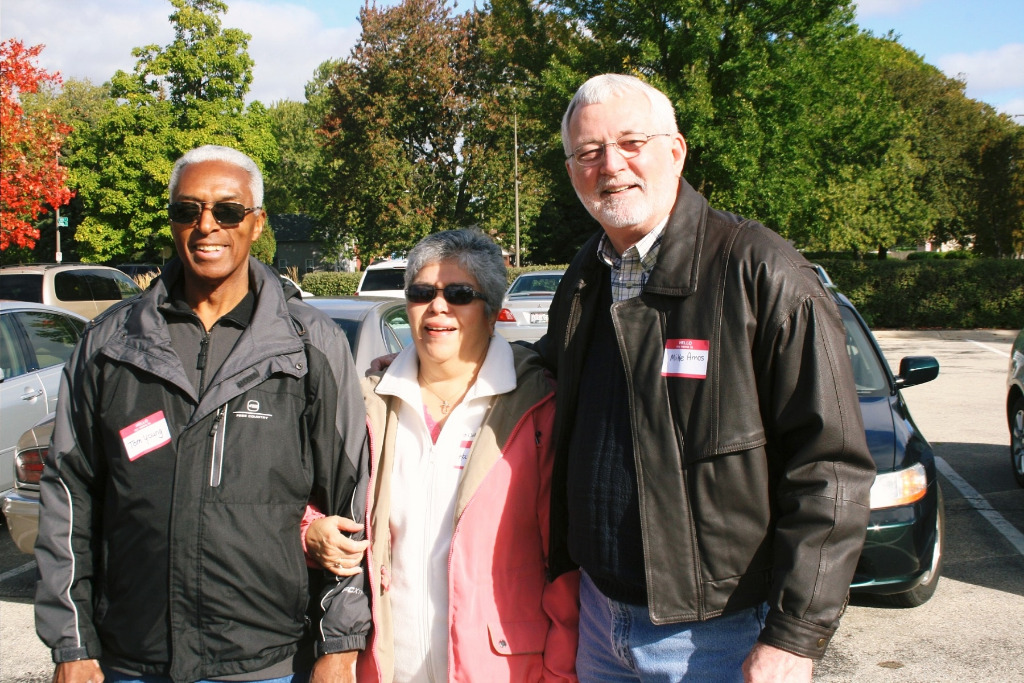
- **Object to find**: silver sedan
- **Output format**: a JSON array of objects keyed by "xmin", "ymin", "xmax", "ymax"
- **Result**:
[{"xmin": 495, "ymin": 270, "xmax": 564, "ymax": 343}]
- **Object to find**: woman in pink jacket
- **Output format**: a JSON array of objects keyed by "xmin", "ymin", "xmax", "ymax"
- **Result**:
[{"xmin": 305, "ymin": 229, "xmax": 579, "ymax": 683}]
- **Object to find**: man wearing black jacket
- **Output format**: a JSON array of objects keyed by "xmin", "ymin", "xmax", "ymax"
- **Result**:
[
  {"xmin": 35, "ymin": 145, "xmax": 370, "ymax": 683},
  {"xmin": 536, "ymin": 74, "xmax": 876, "ymax": 682}
]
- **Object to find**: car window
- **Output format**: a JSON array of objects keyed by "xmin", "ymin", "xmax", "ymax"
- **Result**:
[
  {"xmin": 0, "ymin": 313, "xmax": 28, "ymax": 380},
  {"xmin": 838, "ymin": 306, "xmax": 890, "ymax": 397},
  {"xmin": 509, "ymin": 275, "xmax": 561, "ymax": 295},
  {"xmin": 330, "ymin": 318, "xmax": 360, "ymax": 352},
  {"xmin": 53, "ymin": 269, "xmax": 140, "ymax": 303},
  {"xmin": 381, "ymin": 306, "xmax": 412, "ymax": 352},
  {"xmin": 0, "ymin": 273, "xmax": 44, "ymax": 303},
  {"xmin": 360, "ymin": 269, "xmax": 406, "ymax": 292},
  {"xmin": 106, "ymin": 270, "xmax": 142, "ymax": 298},
  {"xmin": 16, "ymin": 310, "xmax": 82, "ymax": 369}
]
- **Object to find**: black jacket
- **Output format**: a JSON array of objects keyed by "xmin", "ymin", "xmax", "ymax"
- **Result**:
[
  {"xmin": 35, "ymin": 258, "xmax": 371, "ymax": 682},
  {"xmin": 538, "ymin": 179, "xmax": 875, "ymax": 659}
]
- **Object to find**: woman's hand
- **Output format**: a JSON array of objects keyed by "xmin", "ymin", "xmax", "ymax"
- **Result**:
[{"xmin": 307, "ymin": 516, "xmax": 369, "ymax": 577}]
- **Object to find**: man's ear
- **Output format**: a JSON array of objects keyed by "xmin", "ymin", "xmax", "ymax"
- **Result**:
[
  {"xmin": 251, "ymin": 210, "xmax": 265, "ymax": 242},
  {"xmin": 673, "ymin": 134, "xmax": 688, "ymax": 176}
]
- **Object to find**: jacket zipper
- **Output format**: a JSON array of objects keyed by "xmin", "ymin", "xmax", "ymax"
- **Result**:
[{"xmin": 208, "ymin": 405, "xmax": 226, "ymax": 486}]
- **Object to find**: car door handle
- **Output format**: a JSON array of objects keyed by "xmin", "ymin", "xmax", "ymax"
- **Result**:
[{"xmin": 21, "ymin": 388, "xmax": 44, "ymax": 401}]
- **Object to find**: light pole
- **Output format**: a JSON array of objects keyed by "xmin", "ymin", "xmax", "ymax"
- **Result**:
[{"xmin": 513, "ymin": 110, "xmax": 520, "ymax": 268}]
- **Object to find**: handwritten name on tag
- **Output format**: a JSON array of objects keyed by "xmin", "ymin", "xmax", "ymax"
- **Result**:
[
  {"xmin": 661, "ymin": 339, "xmax": 710, "ymax": 378},
  {"xmin": 119, "ymin": 411, "xmax": 172, "ymax": 461}
]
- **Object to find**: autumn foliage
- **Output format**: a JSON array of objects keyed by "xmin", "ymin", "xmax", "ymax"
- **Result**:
[{"xmin": 1, "ymin": 39, "xmax": 74, "ymax": 250}]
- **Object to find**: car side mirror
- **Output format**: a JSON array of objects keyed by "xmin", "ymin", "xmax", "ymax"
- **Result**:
[{"xmin": 895, "ymin": 356, "xmax": 939, "ymax": 388}]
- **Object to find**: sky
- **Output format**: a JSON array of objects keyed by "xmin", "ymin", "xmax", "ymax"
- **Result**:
[{"xmin": 1, "ymin": 0, "xmax": 1022, "ymax": 118}]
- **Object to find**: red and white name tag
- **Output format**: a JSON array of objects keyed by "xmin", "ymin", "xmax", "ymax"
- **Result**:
[
  {"xmin": 661, "ymin": 339, "xmax": 710, "ymax": 378},
  {"xmin": 119, "ymin": 411, "xmax": 172, "ymax": 461}
]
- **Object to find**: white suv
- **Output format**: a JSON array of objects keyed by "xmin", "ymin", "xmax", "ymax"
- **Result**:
[
  {"xmin": 0, "ymin": 263, "xmax": 142, "ymax": 319},
  {"xmin": 356, "ymin": 259, "xmax": 407, "ymax": 298}
]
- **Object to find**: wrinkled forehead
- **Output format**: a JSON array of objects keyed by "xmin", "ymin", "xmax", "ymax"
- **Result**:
[{"xmin": 567, "ymin": 94, "xmax": 657, "ymax": 143}]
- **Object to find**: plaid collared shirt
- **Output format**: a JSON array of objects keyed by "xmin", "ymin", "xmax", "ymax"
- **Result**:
[{"xmin": 596, "ymin": 218, "xmax": 668, "ymax": 302}]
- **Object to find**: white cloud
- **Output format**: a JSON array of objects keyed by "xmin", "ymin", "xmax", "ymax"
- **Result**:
[
  {"xmin": 997, "ymin": 96, "xmax": 1024, "ymax": 118},
  {"xmin": 0, "ymin": 0, "xmax": 361, "ymax": 103},
  {"xmin": 0, "ymin": 0, "xmax": 172, "ymax": 86},
  {"xmin": 937, "ymin": 43, "xmax": 1024, "ymax": 93},
  {"xmin": 854, "ymin": 0, "xmax": 926, "ymax": 18},
  {"xmin": 226, "ymin": 2, "xmax": 361, "ymax": 103}
]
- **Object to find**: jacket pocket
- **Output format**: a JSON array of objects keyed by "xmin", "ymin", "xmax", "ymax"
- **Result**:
[{"xmin": 487, "ymin": 620, "xmax": 549, "ymax": 656}]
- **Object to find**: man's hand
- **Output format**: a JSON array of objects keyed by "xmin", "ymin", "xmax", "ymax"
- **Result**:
[
  {"xmin": 52, "ymin": 660, "xmax": 104, "ymax": 683},
  {"xmin": 742, "ymin": 642, "xmax": 813, "ymax": 683},
  {"xmin": 306, "ymin": 516, "xmax": 369, "ymax": 577},
  {"xmin": 310, "ymin": 651, "xmax": 358, "ymax": 683}
]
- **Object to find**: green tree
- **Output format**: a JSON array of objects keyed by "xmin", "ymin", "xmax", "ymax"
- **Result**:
[
  {"xmin": 250, "ymin": 220, "xmax": 276, "ymax": 263},
  {"xmin": 315, "ymin": 0, "xmax": 473, "ymax": 261},
  {"xmin": 67, "ymin": 0, "xmax": 276, "ymax": 263}
]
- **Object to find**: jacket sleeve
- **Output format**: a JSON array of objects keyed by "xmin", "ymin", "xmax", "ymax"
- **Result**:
[
  {"xmin": 756, "ymin": 292, "xmax": 875, "ymax": 659},
  {"xmin": 34, "ymin": 335, "xmax": 104, "ymax": 663},
  {"xmin": 306, "ymin": 321, "xmax": 372, "ymax": 657},
  {"xmin": 534, "ymin": 397, "xmax": 580, "ymax": 682}
]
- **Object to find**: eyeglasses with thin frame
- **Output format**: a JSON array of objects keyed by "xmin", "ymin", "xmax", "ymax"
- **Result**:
[
  {"xmin": 167, "ymin": 201, "xmax": 261, "ymax": 226},
  {"xmin": 405, "ymin": 283, "xmax": 487, "ymax": 306},
  {"xmin": 567, "ymin": 133, "xmax": 673, "ymax": 167}
]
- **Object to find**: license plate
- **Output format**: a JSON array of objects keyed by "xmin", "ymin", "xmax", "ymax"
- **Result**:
[{"xmin": 530, "ymin": 312, "xmax": 548, "ymax": 324}]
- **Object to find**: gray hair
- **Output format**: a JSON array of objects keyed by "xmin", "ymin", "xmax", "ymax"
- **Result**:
[
  {"xmin": 561, "ymin": 74, "xmax": 679, "ymax": 156},
  {"xmin": 168, "ymin": 145, "xmax": 264, "ymax": 209},
  {"xmin": 404, "ymin": 229, "xmax": 507, "ymax": 316}
]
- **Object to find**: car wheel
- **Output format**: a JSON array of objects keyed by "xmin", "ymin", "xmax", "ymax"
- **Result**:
[
  {"xmin": 883, "ymin": 484, "xmax": 944, "ymax": 608},
  {"xmin": 1011, "ymin": 396, "xmax": 1024, "ymax": 488}
]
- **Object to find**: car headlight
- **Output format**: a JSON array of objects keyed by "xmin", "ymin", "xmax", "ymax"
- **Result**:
[{"xmin": 870, "ymin": 462, "xmax": 928, "ymax": 509}]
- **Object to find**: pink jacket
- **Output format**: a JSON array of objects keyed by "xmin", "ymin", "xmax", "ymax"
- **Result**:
[{"xmin": 359, "ymin": 344, "xmax": 579, "ymax": 683}]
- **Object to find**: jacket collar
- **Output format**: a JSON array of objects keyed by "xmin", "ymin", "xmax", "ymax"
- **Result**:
[{"xmin": 640, "ymin": 178, "xmax": 708, "ymax": 297}]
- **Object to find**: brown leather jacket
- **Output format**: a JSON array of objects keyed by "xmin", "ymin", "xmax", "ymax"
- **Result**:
[{"xmin": 536, "ymin": 179, "xmax": 875, "ymax": 659}]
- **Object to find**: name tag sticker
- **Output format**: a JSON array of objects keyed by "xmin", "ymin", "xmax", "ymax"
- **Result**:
[
  {"xmin": 119, "ymin": 411, "xmax": 172, "ymax": 461},
  {"xmin": 661, "ymin": 339, "xmax": 710, "ymax": 378}
]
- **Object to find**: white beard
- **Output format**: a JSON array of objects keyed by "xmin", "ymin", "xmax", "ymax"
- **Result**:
[{"xmin": 576, "ymin": 175, "xmax": 654, "ymax": 230}]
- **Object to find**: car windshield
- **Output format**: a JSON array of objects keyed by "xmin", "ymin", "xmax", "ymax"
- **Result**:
[
  {"xmin": 838, "ymin": 306, "xmax": 890, "ymax": 398},
  {"xmin": 509, "ymin": 274, "xmax": 561, "ymax": 296}
]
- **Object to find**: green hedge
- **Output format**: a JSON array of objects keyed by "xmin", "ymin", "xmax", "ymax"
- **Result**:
[
  {"xmin": 817, "ymin": 259, "xmax": 1024, "ymax": 329},
  {"xmin": 300, "ymin": 265, "xmax": 570, "ymax": 297},
  {"xmin": 301, "ymin": 259, "xmax": 1024, "ymax": 330}
]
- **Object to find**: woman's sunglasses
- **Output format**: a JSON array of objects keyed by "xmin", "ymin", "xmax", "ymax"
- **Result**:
[
  {"xmin": 167, "ymin": 201, "xmax": 261, "ymax": 225},
  {"xmin": 405, "ymin": 283, "xmax": 486, "ymax": 305}
]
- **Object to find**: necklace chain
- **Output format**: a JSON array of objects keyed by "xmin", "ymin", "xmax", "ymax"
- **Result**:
[{"xmin": 419, "ymin": 379, "xmax": 463, "ymax": 415}]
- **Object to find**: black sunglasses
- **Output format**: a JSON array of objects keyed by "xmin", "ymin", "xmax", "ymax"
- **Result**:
[
  {"xmin": 167, "ymin": 201, "xmax": 260, "ymax": 225},
  {"xmin": 405, "ymin": 283, "xmax": 486, "ymax": 305}
]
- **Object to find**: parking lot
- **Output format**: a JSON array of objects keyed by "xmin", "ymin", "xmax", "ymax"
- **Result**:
[{"xmin": 2, "ymin": 330, "xmax": 1023, "ymax": 681}]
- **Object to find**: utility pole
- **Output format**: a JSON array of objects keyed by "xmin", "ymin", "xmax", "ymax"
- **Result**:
[{"xmin": 514, "ymin": 110, "xmax": 520, "ymax": 267}]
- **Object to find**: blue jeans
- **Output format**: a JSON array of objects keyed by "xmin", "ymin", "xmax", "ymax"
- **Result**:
[
  {"xmin": 577, "ymin": 571, "xmax": 768, "ymax": 683},
  {"xmin": 100, "ymin": 667, "xmax": 309, "ymax": 683}
]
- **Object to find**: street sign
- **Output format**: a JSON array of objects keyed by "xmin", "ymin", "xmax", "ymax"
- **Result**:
[{"xmin": 57, "ymin": 217, "xmax": 69, "ymax": 227}]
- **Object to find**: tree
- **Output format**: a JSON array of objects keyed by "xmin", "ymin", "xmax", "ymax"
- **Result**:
[
  {"xmin": 67, "ymin": 0, "xmax": 276, "ymax": 263},
  {"xmin": 0, "ymin": 40, "xmax": 74, "ymax": 252},
  {"xmin": 315, "ymin": 0, "xmax": 473, "ymax": 260}
]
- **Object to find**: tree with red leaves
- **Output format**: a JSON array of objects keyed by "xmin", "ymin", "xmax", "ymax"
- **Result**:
[{"xmin": 0, "ymin": 39, "xmax": 74, "ymax": 251}]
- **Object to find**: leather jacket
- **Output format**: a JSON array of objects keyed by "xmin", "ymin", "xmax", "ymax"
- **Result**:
[{"xmin": 537, "ymin": 179, "xmax": 875, "ymax": 659}]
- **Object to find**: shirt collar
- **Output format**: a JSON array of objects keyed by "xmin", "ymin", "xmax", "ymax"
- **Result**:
[
  {"xmin": 375, "ymin": 334, "xmax": 518, "ymax": 407},
  {"xmin": 596, "ymin": 215, "xmax": 669, "ymax": 266}
]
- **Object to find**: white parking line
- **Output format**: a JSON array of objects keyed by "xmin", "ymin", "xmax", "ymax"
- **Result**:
[
  {"xmin": 935, "ymin": 456, "xmax": 1024, "ymax": 556},
  {"xmin": 0, "ymin": 560, "xmax": 36, "ymax": 583},
  {"xmin": 966, "ymin": 339, "xmax": 1010, "ymax": 358}
]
